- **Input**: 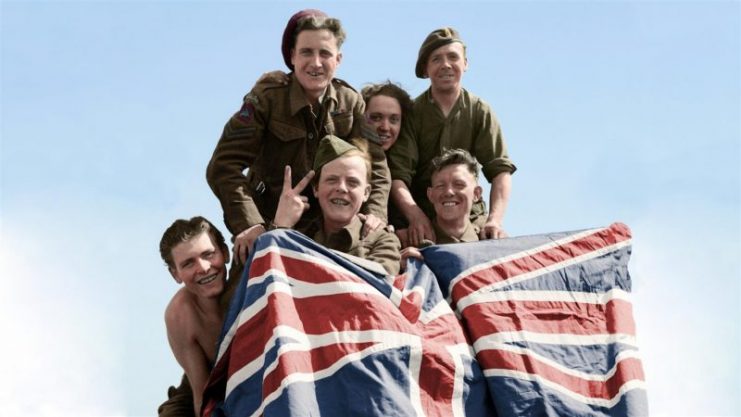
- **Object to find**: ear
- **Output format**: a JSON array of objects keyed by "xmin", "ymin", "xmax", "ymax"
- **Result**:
[
  {"xmin": 427, "ymin": 186, "xmax": 433, "ymax": 202},
  {"xmin": 362, "ymin": 184, "xmax": 370, "ymax": 202},
  {"xmin": 473, "ymin": 185, "xmax": 483, "ymax": 202},
  {"xmin": 290, "ymin": 48, "xmax": 297, "ymax": 68},
  {"xmin": 336, "ymin": 51, "xmax": 343, "ymax": 67},
  {"xmin": 169, "ymin": 267, "xmax": 182, "ymax": 284},
  {"xmin": 312, "ymin": 184, "xmax": 319, "ymax": 197}
]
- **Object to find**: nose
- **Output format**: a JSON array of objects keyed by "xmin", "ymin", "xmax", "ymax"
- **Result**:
[
  {"xmin": 379, "ymin": 118, "xmax": 390, "ymax": 131},
  {"xmin": 195, "ymin": 258, "xmax": 210, "ymax": 274},
  {"xmin": 310, "ymin": 53, "xmax": 321, "ymax": 67},
  {"xmin": 336, "ymin": 179, "xmax": 348, "ymax": 193}
]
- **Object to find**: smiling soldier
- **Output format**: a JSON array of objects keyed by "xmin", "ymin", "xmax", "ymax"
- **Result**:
[
  {"xmin": 159, "ymin": 216, "xmax": 230, "ymax": 416},
  {"xmin": 207, "ymin": 10, "xmax": 390, "ymax": 281},
  {"xmin": 388, "ymin": 27, "xmax": 517, "ymax": 248}
]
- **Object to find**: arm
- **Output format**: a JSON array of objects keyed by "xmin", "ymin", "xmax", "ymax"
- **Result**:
[
  {"xmin": 472, "ymin": 99, "xmax": 516, "ymax": 240},
  {"xmin": 366, "ymin": 229, "xmax": 402, "ymax": 276},
  {"xmin": 480, "ymin": 172, "xmax": 512, "ymax": 239},
  {"xmin": 165, "ymin": 298, "xmax": 212, "ymax": 416},
  {"xmin": 391, "ymin": 179, "xmax": 435, "ymax": 246},
  {"xmin": 206, "ymin": 89, "xmax": 269, "ymax": 236}
]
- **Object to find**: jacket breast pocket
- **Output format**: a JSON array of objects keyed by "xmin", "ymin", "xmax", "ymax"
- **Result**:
[
  {"xmin": 268, "ymin": 119, "xmax": 305, "ymax": 142},
  {"xmin": 329, "ymin": 112, "xmax": 353, "ymax": 137}
]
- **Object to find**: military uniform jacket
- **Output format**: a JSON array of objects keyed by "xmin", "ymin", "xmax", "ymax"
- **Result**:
[
  {"xmin": 433, "ymin": 221, "xmax": 480, "ymax": 245},
  {"xmin": 388, "ymin": 88, "xmax": 516, "ymax": 221},
  {"xmin": 314, "ymin": 216, "xmax": 401, "ymax": 276},
  {"xmin": 207, "ymin": 74, "xmax": 390, "ymax": 236}
]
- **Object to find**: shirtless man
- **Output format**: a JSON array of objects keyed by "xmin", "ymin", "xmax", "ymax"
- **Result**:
[{"xmin": 159, "ymin": 216, "xmax": 230, "ymax": 416}]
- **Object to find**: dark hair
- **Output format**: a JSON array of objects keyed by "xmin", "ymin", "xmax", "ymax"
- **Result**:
[
  {"xmin": 430, "ymin": 148, "xmax": 480, "ymax": 179},
  {"xmin": 361, "ymin": 81, "xmax": 413, "ymax": 118},
  {"xmin": 295, "ymin": 15, "xmax": 346, "ymax": 48},
  {"xmin": 159, "ymin": 216, "xmax": 227, "ymax": 270}
]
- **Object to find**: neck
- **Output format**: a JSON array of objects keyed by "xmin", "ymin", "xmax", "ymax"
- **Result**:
[
  {"xmin": 322, "ymin": 218, "xmax": 346, "ymax": 236},
  {"xmin": 193, "ymin": 292, "xmax": 222, "ymax": 318},
  {"xmin": 304, "ymin": 87, "xmax": 327, "ymax": 108},
  {"xmin": 435, "ymin": 216, "xmax": 469, "ymax": 240},
  {"xmin": 430, "ymin": 86, "xmax": 461, "ymax": 116}
]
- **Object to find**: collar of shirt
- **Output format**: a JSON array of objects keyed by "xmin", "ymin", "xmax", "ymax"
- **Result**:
[
  {"xmin": 289, "ymin": 74, "xmax": 339, "ymax": 116},
  {"xmin": 423, "ymin": 86, "xmax": 470, "ymax": 113},
  {"xmin": 313, "ymin": 215, "xmax": 363, "ymax": 253},
  {"xmin": 433, "ymin": 220, "xmax": 479, "ymax": 244}
]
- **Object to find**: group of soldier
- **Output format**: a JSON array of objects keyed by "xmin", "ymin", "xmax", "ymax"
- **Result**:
[{"xmin": 156, "ymin": 9, "xmax": 516, "ymax": 417}]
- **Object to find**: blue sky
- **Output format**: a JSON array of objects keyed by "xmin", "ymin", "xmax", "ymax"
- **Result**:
[{"xmin": 1, "ymin": 1, "xmax": 739, "ymax": 416}]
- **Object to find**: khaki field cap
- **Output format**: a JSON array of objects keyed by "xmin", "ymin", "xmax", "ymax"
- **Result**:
[
  {"xmin": 313, "ymin": 135, "xmax": 358, "ymax": 172},
  {"xmin": 415, "ymin": 27, "xmax": 464, "ymax": 78},
  {"xmin": 281, "ymin": 9, "xmax": 328, "ymax": 70}
]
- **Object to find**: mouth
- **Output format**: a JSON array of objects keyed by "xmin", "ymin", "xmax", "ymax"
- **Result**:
[
  {"xmin": 307, "ymin": 71, "xmax": 325, "ymax": 78},
  {"xmin": 378, "ymin": 133, "xmax": 392, "ymax": 142},
  {"xmin": 438, "ymin": 73, "xmax": 455, "ymax": 80},
  {"xmin": 442, "ymin": 201, "xmax": 459, "ymax": 207},
  {"xmin": 197, "ymin": 273, "xmax": 219, "ymax": 285},
  {"xmin": 330, "ymin": 198, "xmax": 350, "ymax": 207}
]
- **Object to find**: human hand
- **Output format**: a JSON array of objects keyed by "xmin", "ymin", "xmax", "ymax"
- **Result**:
[
  {"xmin": 273, "ymin": 166, "xmax": 315, "ymax": 229},
  {"xmin": 400, "ymin": 246, "xmax": 424, "ymax": 271},
  {"xmin": 357, "ymin": 213, "xmax": 385, "ymax": 238},
  {"xmin": 479, "ymin": 218, "xmax": 508, "ymax": 240},
  {"xmin": 233, "ymin": 223, "xmax": 266, "ymax": 264},
  {"xmin": 257, "ymin": 70, "xmax": 290, "ymax": 85},
  {"xmin": 407, "ymin": 211, "xmax": 435, "ymax": 247},
  {"xmin": 395, "ymin": 228, "xmax": 410, "ymax": 248}
]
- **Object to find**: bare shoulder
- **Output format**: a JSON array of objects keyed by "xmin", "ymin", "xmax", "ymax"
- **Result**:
[{"xmin": 164, "ymin": 289, "xmax": 198, "ymax": 335}]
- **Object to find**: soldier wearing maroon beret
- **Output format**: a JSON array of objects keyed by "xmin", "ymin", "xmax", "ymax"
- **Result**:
[
  {"xmin": 159, "ymin": 10, "xmax": 390, "ymax": 417},
  {"xmin": 206, "ymin": 9, "xmax": 389, "ymax": 273}
]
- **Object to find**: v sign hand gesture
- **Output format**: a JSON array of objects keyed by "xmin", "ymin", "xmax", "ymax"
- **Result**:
[{"xmin": 272, "ymin": 166, "xmax": 315, "ymax": 229}]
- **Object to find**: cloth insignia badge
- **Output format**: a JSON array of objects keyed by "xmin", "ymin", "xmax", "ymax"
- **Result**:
[{"xmin": 237, "ymin": 101, "xmax": 255, "ymax": 123}]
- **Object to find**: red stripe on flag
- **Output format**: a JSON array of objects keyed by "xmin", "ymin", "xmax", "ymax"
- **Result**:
[
  {"xmin": 462, "ymin": 298, "xmax": 636, "ymax": 338},
  {"xmin": 478, "ymin": 348, "xmax": 645, "ymax": 401},
  {"xmin": 451, "ymin": 225, "xmax": 632, "ymax": 304},
  {"xmin": 262, "ymin": 341, "xmax": 377, "ymax": 399},
  {"xmin": 251, "ymin": 250, "xmax": 365, "ymax": 284}
]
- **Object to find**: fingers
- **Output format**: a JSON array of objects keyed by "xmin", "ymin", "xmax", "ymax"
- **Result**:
[
  {"xmin": 282, "ymin": 165, "xmax": 292, "ymax": 192},
  {"xmin": 293, "ymin": 170, "xmax": 315, "ymax": 193}
]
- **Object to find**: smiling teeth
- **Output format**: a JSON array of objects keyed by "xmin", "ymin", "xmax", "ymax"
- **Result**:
[
  {"xmin": 198, "ymin": 275, "xmax": 217, "ymax": 285},
  {"xmin": 442, "ymin": 202, "xmax": 457, "ymax": 207},
  {"xmin": 331, "ymin": 199, "xmax": 349, "ymax": 206}
]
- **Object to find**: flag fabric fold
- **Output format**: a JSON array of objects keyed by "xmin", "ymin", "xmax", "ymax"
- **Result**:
[{"xmin": 202, "ymin": 223, "xmax": 647, "ymax": 417}]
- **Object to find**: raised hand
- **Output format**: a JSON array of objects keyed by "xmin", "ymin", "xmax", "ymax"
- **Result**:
[{"xmin": 273, "ymin": 166, "xmax": 315, "ymax": 229}]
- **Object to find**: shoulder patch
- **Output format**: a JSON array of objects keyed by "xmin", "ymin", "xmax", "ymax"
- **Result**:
[
  {"xmin": 236, "ymin": 100, "xmax": 255, "ymax": 123},
  {"xmin": 332, "ymin": 77, "xmax": 358, "ymax": 93}
]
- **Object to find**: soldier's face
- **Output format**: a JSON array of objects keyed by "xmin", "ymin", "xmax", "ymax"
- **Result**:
[
  {"xmin": 427, "ymin": 164, "xmax": 481, "ymax": 224},
  {"xmin": 169, "ymin": 232, "xmax": 228, "ymax": 300},
  {"xmin": 424, "ymin": 42, "xmax": 467, "ymax": 94},
  {"xmin": 313, "ymin": 155, "xmax": 370, "ymax": 232},
  {"xmin": 365, "ymin": 95, "xmax": 402, "ymax": 151},
  {"xmin": 291, "ymin": 29, "xmax": 342, "ymax": 100}
]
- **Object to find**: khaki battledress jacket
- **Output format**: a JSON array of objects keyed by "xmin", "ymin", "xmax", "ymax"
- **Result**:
[
  {"xmin": 207, "ymin": 74, "xmax": 390, "ymax": 236},
  {"xmin": 433, "ymin": 221, "xmax": 480, "ymax": 244},
  {"xmin": 388, "ymin": 88, "xmax": 516, "ymax": 226},
  {"xmin": 314, "ymin": 216, "xmax": 401, "ymax": 276}
]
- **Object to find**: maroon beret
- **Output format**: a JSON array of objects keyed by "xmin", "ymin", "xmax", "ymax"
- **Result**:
[{"xmin": 281, "ymin": 9, "xmax": 328, "ymax": 71}]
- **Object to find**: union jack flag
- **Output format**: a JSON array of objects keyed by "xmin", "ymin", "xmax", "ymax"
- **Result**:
[{"xmin": 202, "ymin": 223, "xmax": 647, "ymax": 416}]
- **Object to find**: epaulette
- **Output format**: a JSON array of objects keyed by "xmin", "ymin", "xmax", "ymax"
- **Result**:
[{"xmin": 331, "ymin": 77, "xmax": 358, "ymax": 93}]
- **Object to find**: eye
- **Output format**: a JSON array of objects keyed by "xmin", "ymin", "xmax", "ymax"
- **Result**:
[
  {"xmin": 369, "ymin": 114, "xmax": 382, "ymax": 122},
  {"xmin": 390, "ymin": 116, "xmax": 400, "ymax": 124}
]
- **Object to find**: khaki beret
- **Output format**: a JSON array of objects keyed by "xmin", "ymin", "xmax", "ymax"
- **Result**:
[
  {"xmin": 281, "ymin": 9, "xmax": 328, "ymax": 71},
  {"xmin": 415, "ymin": 27, "xmax": 464, "ymax": 78},
  {"xmin": 313, "ymin": 135, "xmax": 359, "ymax": 172}
]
